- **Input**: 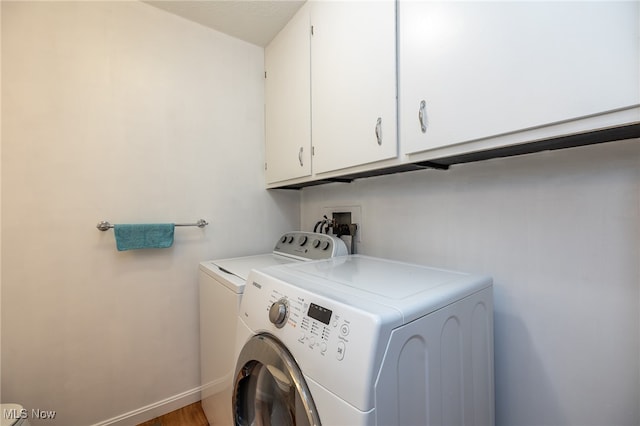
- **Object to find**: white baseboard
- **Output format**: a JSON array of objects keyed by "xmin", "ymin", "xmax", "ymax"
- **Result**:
[{"xmin": 90, "ymin": 386, "xmax": 202, "ymax": 426}]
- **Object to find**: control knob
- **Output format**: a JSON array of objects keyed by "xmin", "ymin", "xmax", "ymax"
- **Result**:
[{"xmin": 269, "ymin": 298, "xmax": 289, "ymax": 328}]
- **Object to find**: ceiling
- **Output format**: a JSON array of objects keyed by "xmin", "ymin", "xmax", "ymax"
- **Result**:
[{"xmin": 144, "ymin": 0, "xmax": 306, "ymax": 47}]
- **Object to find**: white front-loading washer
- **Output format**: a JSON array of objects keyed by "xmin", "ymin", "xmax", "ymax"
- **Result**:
[
  {"xmin": 233, "ymin": 255, "xmax": 494, "ymax": 426},
  {"xmin": 199, "ymin": 232, "xmax": 347, "ymax": 425}
]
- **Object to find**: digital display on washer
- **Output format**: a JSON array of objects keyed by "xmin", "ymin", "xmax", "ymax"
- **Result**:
[{"xmin": 308, "ymin": 303, "xmax": 332, "ymax": 325}]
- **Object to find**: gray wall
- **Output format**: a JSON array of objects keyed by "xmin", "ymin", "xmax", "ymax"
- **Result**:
[{"xmin": 301, "ymin": 139, "xmax": 640, "ymax": 426}]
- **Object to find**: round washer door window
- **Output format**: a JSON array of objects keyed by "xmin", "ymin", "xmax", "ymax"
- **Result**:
[{"xmin": 233, "ymin": 333, "xmax": 321, "ymax": 426}]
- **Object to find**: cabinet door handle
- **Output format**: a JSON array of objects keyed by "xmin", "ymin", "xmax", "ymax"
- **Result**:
[
  {"xmin": 375, "ymin": 117, "xmax": 383, "ymax": 146},
  {"xmin": 298, "ymin": 146, "xmax": 304, "ymax": 167},
  {"xmin": 419, "ymin": 100, "xmax": 427, "ymax": 133}
]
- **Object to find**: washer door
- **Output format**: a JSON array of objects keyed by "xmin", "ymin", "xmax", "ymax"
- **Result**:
[{"xmin": 233, "ymin": 333, "xmax": 321, "ymax": 426}]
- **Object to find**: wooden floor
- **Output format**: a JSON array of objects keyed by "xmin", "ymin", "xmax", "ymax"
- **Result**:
[{"xmin": 137, "ymin": 401, "xmax": 209, "ymax": 426}]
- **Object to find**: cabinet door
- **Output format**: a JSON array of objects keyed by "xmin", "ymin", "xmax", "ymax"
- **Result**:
[
  {"xmin": 399, "ymin": 1, "xmax": 640, "ymax": 155},
  {"xmin": 311, "ymin": 0, "xmax": 397, "ymax": 174},
  {"xmin": 265, "ymin": 4, "xmax": 311, "ymax": 184}
]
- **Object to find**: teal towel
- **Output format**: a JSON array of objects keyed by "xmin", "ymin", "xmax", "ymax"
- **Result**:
[{"xmin": 114, "ymin": 223, "xmax": 175, "ymax": 251}]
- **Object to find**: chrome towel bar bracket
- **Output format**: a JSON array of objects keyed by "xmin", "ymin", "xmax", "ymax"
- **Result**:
[{"xmin": 96, "ymin": 219, "xmax": 208, "ymax": 231}]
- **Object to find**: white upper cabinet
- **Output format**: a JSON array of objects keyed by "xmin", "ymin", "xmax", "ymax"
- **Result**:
[
  {"xmin": 399, "ymin": 1, "xmax": 640, "ymax": 155},
  {"xmin": 265, "ymin": 4, "xmax": 311, "ymax": 184},
  {"xmin": 310, "ymin": 0, "xmax": 397, "ymax": 174}
]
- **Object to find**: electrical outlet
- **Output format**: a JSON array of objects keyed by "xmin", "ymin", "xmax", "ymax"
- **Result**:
[{"xmin": 321, "ymin": 205, "xmax": 362, "ymax": 242}]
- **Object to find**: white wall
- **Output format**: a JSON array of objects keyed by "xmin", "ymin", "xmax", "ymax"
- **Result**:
[
  {"xmin": 301, "ymin": 139, "xmax": 640, "ymax": 426},
  {"xmin": 1, "ymin": 2, "xmax": 299, "ymax": 425}
]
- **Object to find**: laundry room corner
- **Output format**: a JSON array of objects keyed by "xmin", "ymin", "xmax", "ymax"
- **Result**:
[{"xmin": 3, "ymin": 0, "xmax": 638, "ymax": 425}]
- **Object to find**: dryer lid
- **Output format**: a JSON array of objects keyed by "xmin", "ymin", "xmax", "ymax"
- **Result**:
[{"xmin": 211, "ymin": 254, "xmax": 298, "ymax": 281}]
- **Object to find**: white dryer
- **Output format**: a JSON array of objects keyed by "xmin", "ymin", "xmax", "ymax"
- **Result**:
[
  {"xmin": 233, "ymin": 255, "xmax": 494, "ymax": 426},
  {"xmin": 199, "ymin": 232, "xmax": 347, "ymax": 425}
]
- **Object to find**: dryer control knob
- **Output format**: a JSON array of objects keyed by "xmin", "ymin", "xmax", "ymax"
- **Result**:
[{"xmin": 269, "ymin": 299, "xmax": 288, "ymax": 328}]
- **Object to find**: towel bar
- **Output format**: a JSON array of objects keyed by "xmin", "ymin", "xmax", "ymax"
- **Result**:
[{"xmin": 96, "ymin": 219, "xmax": 208, "ymax": 231}]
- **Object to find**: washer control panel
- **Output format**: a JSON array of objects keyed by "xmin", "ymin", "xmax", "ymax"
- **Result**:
[
  {"xmin": 264, "ymin": 287, "xmax": 363, "ymax": 365},
  {"xmin": 239, "ymin": 268, "xmax": 391, "ymax": 412},
  {"xmin": 272, "ymin": 232, "xmax": 348, "ymax": 260},
  {"xmin": 267, "ymin": 294, "xmax": 353, "ymax": 360}
]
